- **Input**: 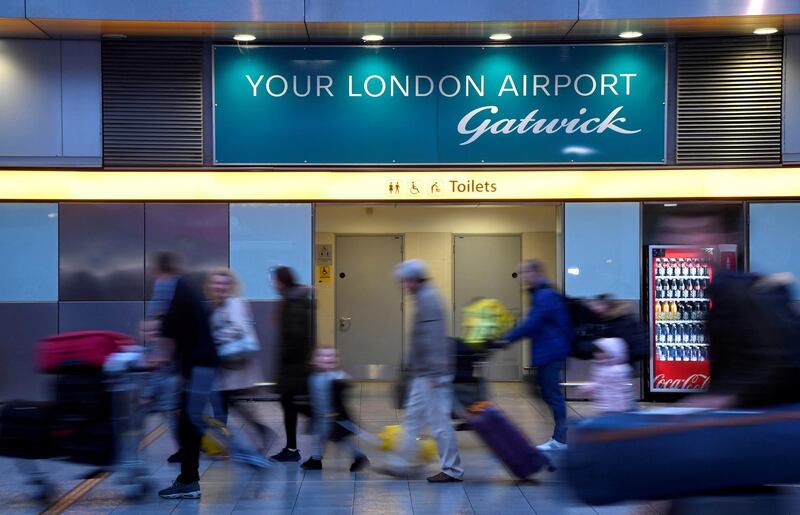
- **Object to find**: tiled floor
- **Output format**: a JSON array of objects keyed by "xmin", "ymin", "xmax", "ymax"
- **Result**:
[{"xmin": 0, "ymin": 383, "xmax": 792, "ymax": 514}]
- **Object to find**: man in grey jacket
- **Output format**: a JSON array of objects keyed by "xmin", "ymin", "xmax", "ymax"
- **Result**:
[{"xmin": 381, "ymin": 259, "xmax": 463, "ymax": 483}]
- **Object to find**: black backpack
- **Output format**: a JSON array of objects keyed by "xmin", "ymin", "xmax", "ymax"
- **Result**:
[
  {"xmin": 564, "ymin": 297, "xmax": 602, "ymax": 360},
  {"xmin": 564, "ymin": 296, "xmax": 647, "ymax": 364}
]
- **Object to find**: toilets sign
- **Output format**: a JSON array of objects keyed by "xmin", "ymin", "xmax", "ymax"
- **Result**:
[{"xmin": 213, "ymin": 44, "xmax": 666, "ymax": 164}]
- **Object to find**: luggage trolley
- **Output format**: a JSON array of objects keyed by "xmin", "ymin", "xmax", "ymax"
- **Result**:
[{"xmin": 3, "ymin": 331, "xmax": 153, "ymax": 501}]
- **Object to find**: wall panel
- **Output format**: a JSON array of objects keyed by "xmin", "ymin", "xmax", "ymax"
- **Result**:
[
  {"xmin": 60, "ymin": 203, "xmax": 144, "ymax": 301},
  {"xmin": 145, "ymin": 203, "xmax": 229, "ymax": 296}
]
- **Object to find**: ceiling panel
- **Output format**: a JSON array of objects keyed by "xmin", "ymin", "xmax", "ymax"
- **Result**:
[
  {"xmin": 567, "ymin": 14, "xmax": 800, "ymax": 39},
  {"xmin": 0, "ymin": 18, "xmax": 49, "ymax": 38},
  {"xmin": 579, "ymin": 0, "xmax": 800, "ymax": 20},
  {"xmin": 26, "ymin": 0, "xmax": 303, "ymax": 23},
  {"xmin": 306, "ymin": 21, "xmax": 575, "ymax": 42},
  {"xmin": 29, "ymin": 19, "xmax": 309, "ymax": 41},
  {"xmin": 0, "ymin": 0, "xmax": 24, "ymax": 18},
  {"xmin": 307, "ymin": 0, "xmax": 577, "ymax": 23}
]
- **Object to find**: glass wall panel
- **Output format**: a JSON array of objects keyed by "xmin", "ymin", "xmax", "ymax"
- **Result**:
[
  {"xmin": 0, "ymin": 203, "xmax": 58, "ymax": 301},
  {"xmin": 230, "ymin": 203, "xmax": 312, "ymax": 300},
  {"xmin": 750, "ymin": 203, "xmax": 800, "ymax": 300},
  {"xmin": 565, "ymin": 202, "xmax": 640, "ymax": 299}
]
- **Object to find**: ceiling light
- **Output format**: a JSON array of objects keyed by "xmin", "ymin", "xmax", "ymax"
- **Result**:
[
  {"xmin": 619, "ymin": 31, "xmax": 643, "ymax": 39},
  {"xmin": 663, "ymin": 203, "xmax": 678, "ymax": 207},
  {"xmin": 753, "ymin": 27, "xmax": 778, "ymax": 35},
  {"xmin": 362, "ymin": 34, "xmax": 384, "ymax": 42},
  {"xmin": 102, "ymin": 33, "xmax": 127, "ymax": 39},
  {"xmin": 233, "ymin": 34, "xmax": 256, "ymax": 42},
  {"xmin": 490, "ymin": 33, "xmax": 512, "ymax": 41}
]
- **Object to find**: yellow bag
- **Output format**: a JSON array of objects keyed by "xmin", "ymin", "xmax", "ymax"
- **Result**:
[
  {"xmin": 461, "ymin": 298, "xmax": 515, "ymax": 349},
  {"xmin": 201, "ymin": 433, "xmax": 227, "ymax": 457},
  {"xmin": 201, "ymin": 417, "xmax": 229, "ymax": 458},
  {"xmin": 377, "ymin": 424, "xmax": 437, "ymax": 462}
]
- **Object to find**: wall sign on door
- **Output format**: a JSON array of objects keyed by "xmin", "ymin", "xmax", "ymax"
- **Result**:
[{"xmin": 214, "ymin": 44, "xmax": 666, "ymax": 165}]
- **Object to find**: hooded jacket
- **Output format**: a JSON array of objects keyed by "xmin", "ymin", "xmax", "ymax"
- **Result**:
[
  {"xmin": 503, "ymin": 282, "xmax": 572, "ymax": 366},
  {"xmin": 586, "ymin": 337, "xmax": 634, "ymax": 414}
]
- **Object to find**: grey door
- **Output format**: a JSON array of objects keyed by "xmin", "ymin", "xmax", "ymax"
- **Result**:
[
  {"xmin": 454, "ymin": 235, "xmax": 522, "ymax": 381},
  {"xmin": 336, "ymin": 235, "xmax": 404, "ymax": 380}
]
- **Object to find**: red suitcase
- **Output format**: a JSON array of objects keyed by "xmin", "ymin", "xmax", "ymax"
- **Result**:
[{"xmin": 37, "ymin": 331, "xmax": 133, "ymax": 374}]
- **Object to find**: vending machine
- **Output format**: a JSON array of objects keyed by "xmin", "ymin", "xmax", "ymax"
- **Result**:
[{"xmin": 648, "ymin": 244, "xmax": 737, "ymax": 393}]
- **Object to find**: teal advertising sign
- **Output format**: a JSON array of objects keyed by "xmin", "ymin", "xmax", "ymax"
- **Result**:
[{"xmin": 213, "ymin": 44, "xmax": 666, "ymax": 164}]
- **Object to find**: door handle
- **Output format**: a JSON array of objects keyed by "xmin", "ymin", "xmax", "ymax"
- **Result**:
[{"xmin": 339, "ymin": 317, "xmax": 352, "ymax": 331}]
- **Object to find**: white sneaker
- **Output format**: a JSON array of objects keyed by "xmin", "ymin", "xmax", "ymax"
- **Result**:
[{"xmin": 536, "ymin": 439, "xmax": 568, "ymax": 451}]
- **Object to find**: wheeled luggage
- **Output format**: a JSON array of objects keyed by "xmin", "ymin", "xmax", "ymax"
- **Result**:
[
  {"xmin": 37, "ymin": 331, "xmax": 133, "ymax": 373},
  {"xmin": 0, "ymin": 401, "xmax": 58, "ymax": 459},
  {"xmin": 566, "ymin": 406, "xmax": 800, "ymax": 506},
  {"xmin": 470, "ymin": 403, "xmax": 552, "ymax": 479},
  {"xmin": 14, "ymin": 332, "xmax": 152, "ymax": 501}
]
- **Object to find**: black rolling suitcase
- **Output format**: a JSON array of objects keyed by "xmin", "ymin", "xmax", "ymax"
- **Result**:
[
  {"xmin": 54, "ymin": 373, "xmax": 116, "ymax": 466},
  {"xmin": 0, "ymin": 401, "xmax": 58, "ymax": 459}
]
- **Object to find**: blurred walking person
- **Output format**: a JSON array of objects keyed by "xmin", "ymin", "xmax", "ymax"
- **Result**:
[
  {"xmin": 206, "ymin": 269, "xmax": 274, "ymax": 455},
  {"xmin": 380, "ymin": 259, "xmax": 463, "ymax": 483},
  {"xmin": 270, "ymin": 266, "xmax": 314, "ymax": 462},
  {"xmin": 658, "ymin": 210, "xmax": 800, "ymax": 409},
  {"xmin": 155, "ymin": 252, "xmax": 220, "ymax": 500},
  {"xmin": 140, "ymin": 254, "xmax": 181, "ymax": 463},
  {"xmin": 301, "ymin": 346, "xmax": 369, "ymax": 471},
  {"xmin": 578, "ymin": 338, "xmax": 635, "ymax": 415},
  {"xmin": 497, "ymin": 260, "xmax": 572, "ymax": 450}
]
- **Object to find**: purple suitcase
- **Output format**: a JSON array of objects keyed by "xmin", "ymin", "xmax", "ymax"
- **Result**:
[{"xmin": 470, "ymin": 405, "xmax": 553, "ymax": 479}]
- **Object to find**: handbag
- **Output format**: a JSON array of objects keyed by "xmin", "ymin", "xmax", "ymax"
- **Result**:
[
  {"xmin": 216, "ymin": 335, "xmax": 260, "ymax": 361},
  {"xmin": 213, "ymin": 299, "xmax": 260, "ymax": 361}
]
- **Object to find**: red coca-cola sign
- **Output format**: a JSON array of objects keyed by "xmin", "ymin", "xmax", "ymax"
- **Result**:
[
  {"xmin": 652, "ymin": 357, "xmax": 711, "ymax": 392},
  {"xmin": 653, "ymin": 373, "xmax": 709, "ymax": 390}
]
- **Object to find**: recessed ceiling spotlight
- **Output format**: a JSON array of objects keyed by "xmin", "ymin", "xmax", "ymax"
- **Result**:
[
  {"xmin": 362, "ymin": 34, "xmax": 384, "ymax": 42},
  {"xmin": 753, "ymin": 27, "xmax": 778, "ymax": 35},
  {"xmin": 619, "ymin": 31, "xmax": 643, "ymax": 39},
  {"xmin": 489, "ymin": 33, "xmax": 513, "ymax": 41},
  {"xmin": 233, "ymin": 34, "xmax": 256, "ymax": 42},
  {"xmin": 102, "ymin": 33, "xmax": 127, "ymax": 39}
]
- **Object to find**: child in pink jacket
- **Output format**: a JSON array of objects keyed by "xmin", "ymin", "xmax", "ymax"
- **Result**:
[{"xmin": 579, "ymin": 338, "xmax": 636, "ymax": 415}]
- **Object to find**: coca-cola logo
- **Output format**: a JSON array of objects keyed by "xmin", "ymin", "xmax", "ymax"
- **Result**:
[{"xmin": 654, "ymin": 374, "xmax": 709, "ymax": 390}]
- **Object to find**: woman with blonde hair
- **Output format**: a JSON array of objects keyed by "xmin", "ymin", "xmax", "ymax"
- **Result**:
[{"xmin": 206, "ymin": 268, "xmax": 273, "ymax": 453}]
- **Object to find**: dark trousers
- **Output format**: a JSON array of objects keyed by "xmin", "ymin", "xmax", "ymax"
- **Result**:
[
  {"xmin": 536, "ymin": 360, "xmax": 567, "ymax": 444},
  {"xmin": 177, "ymin": 392, "xmax": 201, "ymax": 483},
  {"xmin": 280, "ymin": 392, "xmax": 311, "ymax": 449},
  {"xmin": 177, "ymin": 367, "xmax": 216, "ymax": 484}
]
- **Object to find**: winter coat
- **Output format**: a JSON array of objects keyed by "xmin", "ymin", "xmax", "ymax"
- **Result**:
[
  {"xmin": 407, "ymin": 281, "xmax": 453, "ymax": 377},
  {"xmin": 504, "ymin": 283, "xmax": 572, "ymax": 366},
  {"xmin": 582, "ymin": 337, "xmax": 635, "ymax": 414},
  {"xmin": 211, "ymin": 297, "xmax": 265, "ymax": 392},
  {"xmin": 276, "ymin": 286, "xmax": 313, "ymax": 395},
  {"xmin": 160, "ymin": 277, "xmax": 219, "ymax": 379}
]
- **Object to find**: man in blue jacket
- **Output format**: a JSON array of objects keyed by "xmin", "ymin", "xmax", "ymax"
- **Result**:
[{"xmin": 498, "ymin": 260, "xmax": 572, "ymax": 450}]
